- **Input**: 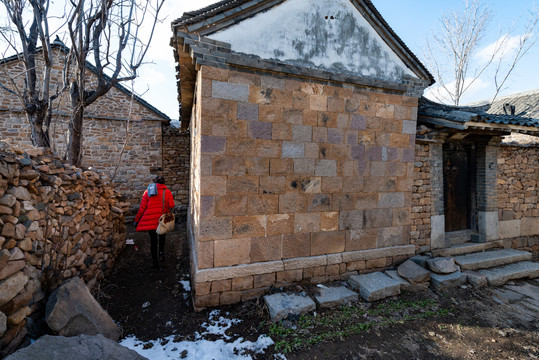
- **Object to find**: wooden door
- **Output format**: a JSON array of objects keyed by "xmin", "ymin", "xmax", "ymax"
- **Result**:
[{"xmin": 443, "ymin": 143, "xmax": 472, "ymax": 232}]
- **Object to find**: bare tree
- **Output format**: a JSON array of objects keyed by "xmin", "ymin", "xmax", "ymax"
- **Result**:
[
  {"xmin": 424, "ymin": 0, "xmax": 539, "ymax": 105},
  {"xmin": 63, "ymin": 0, "xmax": 164, "ymax": 166},
  {"xmin": 0, "ymin": 0, "xmax": 58, "ymax": 147}
]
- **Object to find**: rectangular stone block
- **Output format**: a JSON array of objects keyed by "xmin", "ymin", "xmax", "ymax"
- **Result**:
[
  {"xmin": 498, "ymin": 219, "xmax": 521, "ymax": 239},
  {"xmin": 251, "ymin": 235, "xmax": 283, "ymax": 262},
  {"xmin": 521, "ymin": 217, "xmax": 539, "ymax": 236},
  {"xmin": 250, "ymin": 121, "xmax": 272, "ymax": 139},
  {"xmin": 257, "ymin": 140, "xmax": 281, "ymax": 158},
  {"xmin": 237, "ymin": 102, "xmax": 259, "ymax": 120},
  {"xmin": 197, "ymin": 241, "xmax": 214, "ymax": 269},
  {"xmin": 321, "ymin": 211, "xmax": 339, "ymax": 231},
  {"xmin": 363, "ymin": 208, "xmax": 393, "ymax": 228},
  {"xmin": 233, "ymin": 215, "xmax": 266, "ymax": 237},
  {"xmin": 270, "ymin": 159, "xmax": 293, "ymax": 176},
  {"xmin": 311, "ymin": 231, "xmax": 346, "ymax": 256},
  {"xmin": 282, "ymin": 142, "xmax": 305, "ymax": 158},
  {"xmin": 245, "ymin": 157, "xmax": 269, "ymax": 176},
  {"xmin": 199, "ymin": 217, "xmax": 232, "ymax": 241},
  {"xmin": 279, "ymin": 193, "xmax": 306, "ymax": 213},
  {"xmin": 212, "ymin": 80, "xmax": 249, "ymax": 102},
  {"xmin": 254, "ymin": 273, "xmax": 275, "ymax": 288},
  {"xmin": 346, "ymin": 228, "xmax": 378, "ymax": 251},
  {"xmin": 327, "ymin": 128, "xmax": 343, "ymax": 144},
  {"xmin": 310, "ymin": 94, "xmax": 327, "ymax": 111},
  {"xmin": 292, "ymin": 125, "xmax": 312, "ymax": 142},
  {"xmin": 260, "ymin": 176, "xmax": 286, "ymax": 194},
  {"xmin": 348, "ymin": 272, "xmax": 400, "ymax": 301},
  {"xmin": 215, "ymin": 195, "xmax": 247, "ymax": 216},
  {"xmin": 315, "ymin": 159, "xmax": 337, "ymax": 177},
  {"xmin": 272, "ymin": 123, "xmax": 292, "ymax": 141},
  {"xmin": 214, "ymin": 238, "xmax": 251, "ymax": 267},
  {"xmin": 339, "ymin": 210, "xmax": 363, "ymax": 230},
  {"xmin": 378, "ymin": 192, "xmax": 405, "ymax": 208},
  {"xmin": 201, "ymin": 135, "xmax": 226, "ymax": 154},
  {"xmin": 212, "ymin": 156, "xmax": 246, "ymax": 176},
  {"xmin": 267, "ymin": 213, "xmax": 294, "ymax": 236},
  {"xmin": 283, "ymin": 233, "xmax": 311, "ymax": 258},
  {"xmin": 231, "ymin": 276, "xmax": 254, "ymax": 291},
  {"xmin": 293, "ymin": 159, "xmax": 315, "ymax": 175},
  {"xmin": 248, "ymin": 195, "xmax": 279, "ymax": 215},
  {"xmin": 227, "ymin": 176, "xmax": 259, "ymax": 195},
  {"xmin": 291, "ymin": 210, "xmax": 320, "ymax": 233},
  {"xmin": 226, "ymin": 138, "xmax": 256, "ymax": 156},
  {"xmin": 306, "ymin": 194, "xmax": 331, "ymax": 212}
]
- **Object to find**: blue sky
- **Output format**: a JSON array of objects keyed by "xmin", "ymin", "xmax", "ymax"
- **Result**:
[{"xmin": 2, "ymin": 0, "xmax": 537, "ymax": 120}]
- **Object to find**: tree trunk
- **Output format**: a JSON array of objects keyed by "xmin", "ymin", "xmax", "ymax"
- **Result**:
[
  {"xmin": 26, "ymin": 106, "xmax": 50, "ymax": 148},
  {"xmin": 67, "ymin": 106, "xmax": 83, "ymax": 167}
]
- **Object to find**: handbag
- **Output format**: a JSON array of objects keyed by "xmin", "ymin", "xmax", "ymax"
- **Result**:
[{"xmin": 156, "ymin": 190, "xmax": 175, "ymax": 234}]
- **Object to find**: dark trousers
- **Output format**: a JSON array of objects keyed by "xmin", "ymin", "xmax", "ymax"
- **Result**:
[{"xmin": 148, "ymin": 230, "xmax": 166, "ymax": 267}]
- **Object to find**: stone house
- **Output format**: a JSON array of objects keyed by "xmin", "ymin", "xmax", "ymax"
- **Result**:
[
  {"xmin": 171, "ymin": 0, "xmax": 436, "ymax": 308},
  {"xmin": 414, "ymin": 93, "xmax": 538, "ymax": 252},
  {"xmin": 0, "ymin": 42, "xmax": 190, "ymax": 212}
]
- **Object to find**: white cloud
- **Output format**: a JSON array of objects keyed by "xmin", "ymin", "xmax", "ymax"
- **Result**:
[
  {"xmin": 424, "ymin": 77, "xmax": 491, "ymax": 105},
  {"xmin": 476, "ymin": 33, "xmax": 526, "ymax": 63}
]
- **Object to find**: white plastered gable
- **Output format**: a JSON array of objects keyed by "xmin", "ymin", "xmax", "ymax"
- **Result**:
[{"xmin": 210, "ymin": 0, "xmax": 417, "ymax": 83}]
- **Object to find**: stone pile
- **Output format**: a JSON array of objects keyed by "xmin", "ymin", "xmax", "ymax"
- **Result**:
[{"xmin": 0, "ymin": 142, "xmax": 128, "ymax": 356}]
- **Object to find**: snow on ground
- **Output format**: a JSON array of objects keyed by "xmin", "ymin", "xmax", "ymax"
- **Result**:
[{"xmin": 120, "ymin": 310, "xmax": 282, "ymax": 360}]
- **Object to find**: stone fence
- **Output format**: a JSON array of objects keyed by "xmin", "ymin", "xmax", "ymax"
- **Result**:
[{"xmin": 0, "ymin": 142, "xmax": 128, "ymax": 356}]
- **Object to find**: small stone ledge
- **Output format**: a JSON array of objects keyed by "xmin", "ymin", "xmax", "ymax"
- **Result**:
[{"xmin": 194, "ymin": 245, "xmax": 416, "ymax": 284}]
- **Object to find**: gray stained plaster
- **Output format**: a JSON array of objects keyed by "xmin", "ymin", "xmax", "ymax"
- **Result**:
[{"xmin": 210, "ymin": 0, "xmax": 415, "ymax": 83}]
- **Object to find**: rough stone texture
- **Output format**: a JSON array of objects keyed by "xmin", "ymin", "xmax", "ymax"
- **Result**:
[
  {"xmin": 429, "ymin": 272, "xmax": 467, "ymax": 290},
  {"xmin": 264, "ymin": 293, "xmax": 316, "ymax": 322},
  {"xmin": 0, "ymin": 143, "xmax": 128, "ymax": 355},
  {"xmin": 385, "ymin": 270, "xmax": 429, "ymax": 292},
  {"xmin": 478, "ymin": 261, "xmax": 539, "ymax": 286},
  {"xmin": 348, "ymin": 272, "xmax": 401, "ymax": 301},
  {"xmin": 161, "ymin": 127, "xmax": 190, "ymax": 211},
  {"xmin": 46, "ymin": 277, "xmax": 121, "ymax": 341},
  {"xmin": 454, "ymin": 249, "xmax": 532, "ymax": 271},
  {"xmin": 427, "ymin": 257, "xmax": 459, "ymax": 274},
  {"xmin": 397, "ymin": 260, "xmax": 430, "ymax": 284},
  {"xmin": 189, "ymin": 66, "xmax": 419, "ymax": 306},
  {"xmin": 4, "ymin": 334, "xmax": 147, "ymax": 360},
  {"xmin": 314, "ymin": 286, "xmax": 358, "ymax": 308},
  {"xmin": 463, "ymin": 270, "xmax": 488, "ymax": 288},
  {"xmin": 0, "ymin": 312, "xmax": 6, "ymax": 338},
  {"xmin": 505, "ymin": 283, "xmax": 539, "ymax": 299},
  {"xmin": 408, "ymin": 255, "xmax": 431, "ymax": 268},
  {"xmin": 410, "ymin": 143, "xmax": 432, "ymax": 248}
]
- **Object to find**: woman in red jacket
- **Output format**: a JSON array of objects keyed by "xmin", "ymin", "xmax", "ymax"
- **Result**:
[{"xmin": 134, "ymin": 176, "xmax": 175, "ymax": 269}]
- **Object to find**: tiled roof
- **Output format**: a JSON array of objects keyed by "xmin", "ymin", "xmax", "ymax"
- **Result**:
[
  {"xmin": 0, "ymin": 41, "xmax": 171, "ymax": 122},
  {"xmin": 172, "ymin": 0, "xmax": 434, "ymax": 84},
  {"xmin": 419, "ymin": 96, "xmax": 539, "ymax": 130},
  {"xmin": 486, "ymin": 89, "xmax": 539, "ymax": 120}
]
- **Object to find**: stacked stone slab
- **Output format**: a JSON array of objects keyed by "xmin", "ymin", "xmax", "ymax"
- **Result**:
[{"xmin": 0, "ymin": 142, "xmax": 128, "ymax": 355}]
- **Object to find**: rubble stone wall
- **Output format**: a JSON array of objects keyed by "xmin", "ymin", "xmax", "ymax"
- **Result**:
[
  {"xmin": 162, "ymin": 126, "xmax": 190, "ymax": 210},
  {"xmin": 497, "ymin": 145, "xmax": 539, "ymax": 255},
  {"xmin": 189, "ymin": 66, "xmax": 420, "ymax": 308},
  {"xmin": 0, "ymin": 143, "xmax": 128, "ymax": 354},
  {"xmin": 411, "ymin": 142, "xmax": 432, "ymax": 250}
]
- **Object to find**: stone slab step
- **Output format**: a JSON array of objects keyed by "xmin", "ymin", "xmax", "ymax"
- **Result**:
[
  {"xmin": 348, "ymin": 272, "xmax": 401, "ymax": 302},
  {"xmin": 314, "ymin": 286, "xmax": 358, "ymax": 308},
  {"xmin": 430, "ymin": 272, "xmax": 467, "ymax": 290},
  {"xmin": 455, "ymin": 249, "xmax": 532, "ymax": 270},
  {"xmin": 385, "ymin": 270, "xmax": 429, "ymax": 292},
  {"xmin": 432, "ymin": 240, "xmax": 504, "ymax": 257},
  {"xmin": 264, "ymin": 293, "xmax": 316, "ymax": 322},
  {"xmin": 478, "ymin": 261, "xmax": 539, "ymax": 286}
]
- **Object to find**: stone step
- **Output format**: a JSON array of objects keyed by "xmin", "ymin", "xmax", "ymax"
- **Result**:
[
  {"xmin": 454, "ymin": 249, "xmax": 532, "ymax": 270},
  {"xmin": 430, "ymin": 271, "xmax": 467, "ymax": 290},
  {"xmin": 348, "ymin": 272, "xmax": 401, "ymax": 302},
  {"xmin": 478, "ymin": 261, "xmax": 539, "ymax": 286},
  {"xmin": 263, "ymin": 293, "xmax": 316, "ymax": 322},
  {"xmin": 432, "ymin": 240, "xmax": 504, "ymax": 257}
]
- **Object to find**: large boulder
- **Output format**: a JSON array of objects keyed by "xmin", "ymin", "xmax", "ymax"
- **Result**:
[
  {"xmin": 4, "ymin": 334, "xmax": 147, "ymax": 360},
  {"xmin": 45, "ymin": 277, "xmax": 121, "ymax": 341}
]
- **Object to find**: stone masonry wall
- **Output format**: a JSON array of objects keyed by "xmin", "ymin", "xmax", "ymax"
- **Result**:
[
  {"xmin": 411, "ymin": 142, "xmax": 432, "ymax": 251},
  {"xmin": 0, "ymin": 142, "xmax": 128, "ymax": 354},
  {"xmin": 497, "ymin": 144, "xmax": 539, "ymax": 254},
  {"xmin": 189, "ymin": 66, "xmax": 419, "ymax": 308},
  {"xmin": 0, "ymin": 49, "xmax": 168, "ymax": 213},
  {"xmin": 162, "ymin": 126, "xmax": 190, "ymax": 210}
]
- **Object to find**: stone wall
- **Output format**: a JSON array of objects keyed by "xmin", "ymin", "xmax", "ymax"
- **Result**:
[
  {"xmin": 189, "ymin": 66, "xmax": 419, "ymax": 308},
  {"xmin": 0, "ymin": 49, "xmax": 169, "ymax": 213},
  {"xmin": 411, "ymin": 142, "xmax": 432, "ymax": 251},
  {"xmin": 497, "ymin": 144, "xmax": 539, "ymax": 254},
  {"xmin": 0, "ymin": 142, "xmax": 128, "ymax": 355},
  {"xmin": 162, "ymin": 126, "xmax": 190, "ymax": 210}
]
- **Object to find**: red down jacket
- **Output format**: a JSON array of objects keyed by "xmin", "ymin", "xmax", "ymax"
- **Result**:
[{"xmin": 135, "ymin": 184, "xmax": 175, "ymax": 232}]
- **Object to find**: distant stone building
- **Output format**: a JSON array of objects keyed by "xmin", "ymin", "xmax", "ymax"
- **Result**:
[
  {"xmin": 0, "ymin": 43, "xmax": 189, "ymax": 212},
  {"xmin": 171, "ymin": 0, "xmax": 436, "ymax": 308}
]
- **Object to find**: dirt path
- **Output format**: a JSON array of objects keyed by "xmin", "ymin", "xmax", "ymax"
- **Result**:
[{"xmin": 98, "ymin": 219, "xmax": 539, "ymax": 359}]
